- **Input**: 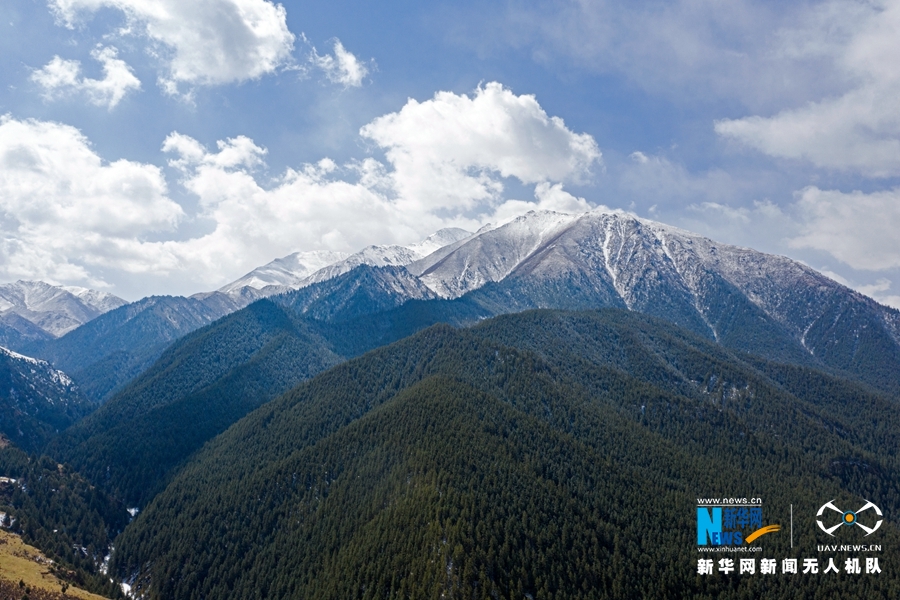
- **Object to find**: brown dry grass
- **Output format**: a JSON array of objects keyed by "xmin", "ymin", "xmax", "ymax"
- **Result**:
[{"xmin": 0, "ymin": 530, "xmax": 110, "ymax": 600}]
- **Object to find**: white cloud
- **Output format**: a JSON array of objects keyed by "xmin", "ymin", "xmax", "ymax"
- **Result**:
[
  {"xmin": 157, "ymin": 84, "xmax": 600, "ymax": 283},
  {"xmin": 50, "ymin": 0, "xmax": 295, "ymax": 90},
  {"xmin": 31, "ymin": 45, "xmax": 141, "ymax": 109},
  {"xmin": 310, "ymin": 39, "xmax": 369, "ymax": 87},
  {"xmin": 0, "ymin": 84, "xmax": 600, "ymax": 296},
  {"xmin": 360, "ymin": 82, "xmax": 601, "ymax": 213},
  {"xmin": 159, "ymin": 135, "xmax": 417, "ymax": 278},
  {"xmin": 790, "ymin": 186, "xmax": 900, "ymax": 270},
  {"xmin": 0, "ymin": 115, "xmax": 182, "ymax": 286},
  {"xmin": 715, "ymin": 1, "xmax": 900, "ymax": 176},
  {"xmin": 488, "ymin": 182, "xmax": 592, "ymax": 224}
]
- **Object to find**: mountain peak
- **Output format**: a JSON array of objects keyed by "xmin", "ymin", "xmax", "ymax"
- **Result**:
[
  {"xmin": 0, "ymin": 280, "xmax": 127, "ymax": 338},
  {"xmin": 218, "ymin": 250, "xmax": 350, "ymax": 294},
  {"xmin": 217, "ymin": 228, "xmax": 473, "ymax": 300}
]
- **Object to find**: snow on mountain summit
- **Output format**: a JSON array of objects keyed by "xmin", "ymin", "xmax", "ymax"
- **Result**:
[
  {"xmin": 409, "ymin": 211, "xmax": 585, "ymax": 298},
  {"xmin": 0, "ymin": 280, "xmax": 126, "ymax": 338},
  {"xmin": 218, "ymin": 251, "xmax": 350, "ymax": 294},
  {"xmin": 402, "ymin": 209, "xmax": 900, "ymax": 366},
  {"xmin": 219, "ymin": 228, "xmax": 473, "ymax": 299}
]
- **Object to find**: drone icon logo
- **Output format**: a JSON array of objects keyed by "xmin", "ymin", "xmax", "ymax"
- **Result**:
[{"xmin": 816, "ymin": 500, "xmax": 883, "ymax": 536}]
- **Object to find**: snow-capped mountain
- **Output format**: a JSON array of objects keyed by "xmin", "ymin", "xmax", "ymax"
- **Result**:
[
  {"xmin": 409, "ymin": 212, "xmax": 576, "ymax": 298},
  {"xmin": 218, "ymin": 228, "xmax": 473, "ymax": 300},
  {"xmin": 0, "ymin": 280, "xmax": 127, "ymax": 338},
  {"xmin": 411, "ymin": 210, "xmax": 892, "ymax": 334},
  {"xmin": 218, "ymin": 250, "xmax": 350, "ymax": 294},
  {"xmin": 0, "ymin": 345, "xmax": 92, "ymax": 451},
  {"xmin": 398, "ymin": 209, "xmax": 900, "ymax": 392},
  {"xmin": 280, "ymin": 265, "xmax": 439, "ymax": 323}
]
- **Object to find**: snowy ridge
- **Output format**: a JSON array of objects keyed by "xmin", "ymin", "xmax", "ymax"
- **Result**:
[
  {"xmin": 400, "ymin": 209, "xmax": 900, "ymax": 358},
  {"xmin": 218, "ymin": 251, "xmax": 350, "ymax": 293},
  {"xmin": 302, "ymin": 245, "xmax": 425, "ymax": 286},
  {"xmin": 0, "ymin": 345, "xmax": 76, "ymax": 397},
  {"xmin": 410, "ymin": 211, "xmax": 575, "ymax": 298},
  {"xmin": 0, "ymin": 280, "xmax": 126, "ymax": 337},
  {"xmin": 61, "ymin": 286, "xmax": 128, "ymax": 313},
  {"xmin": 218, "ymin": 228, "xmax": 473, "ymax": 301},
  {"xmin": 0, "ymin": 345, "xmax": 43, "ymax": 366}
]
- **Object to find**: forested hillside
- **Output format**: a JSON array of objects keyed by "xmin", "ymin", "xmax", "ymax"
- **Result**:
[
  {"xmin": 44, "ymin": 252, "xmax": 900, "ymax": 516},
  {"xmin": 24, "ymin": 295, "xmax": 241, "ymax": 403},
  {"xmin": 110, "ymin": 311, "xmax": 900, "ymax": 599},
  {"xmin": 0, "ymin": 348, "xmax": 95, "ymax": 453},
  {"xmin": 45, "ymin": 300, "xmax": 344, "ymax": 506}
]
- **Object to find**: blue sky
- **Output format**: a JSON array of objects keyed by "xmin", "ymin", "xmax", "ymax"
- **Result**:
[{"xmin": 1, "ymin": 0, "xmax": 899, "ymax": 303}]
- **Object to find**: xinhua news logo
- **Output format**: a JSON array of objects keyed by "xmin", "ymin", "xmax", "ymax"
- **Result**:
[
  {"xmin": 816, "ymin": 500, "xmax": 883, "ymax": 537},
  {"xmin": 697, "ymin": 498, "xmax": 780, "ymax": 547}
]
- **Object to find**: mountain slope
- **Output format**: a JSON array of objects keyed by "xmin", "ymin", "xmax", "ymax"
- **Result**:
[
  {"xmin": 110, "ymin": 310, "xmax": 900, "ymax": 599},
  {"xmin": 0, "ymin": 312, "xmax": 54, "ymax": 351},
  {"xmin": 25, "ymin": 295, "xmax": 240, "ymax": 402},
  {"xmin": 41, "ymin": 269, "xmax": 480, "ymax": 506},
  {"xmin": 46, "ymin": 300, "xmax": 344, "ymax": 505},
  {"xmin": 278, "ymin": 265, "xmax": 438, "ymax": 322},
  {"xmin": 409, "ymin": 210, "xmax": 900, "ymax": 394},
  {"xmin": 0, "ymin": 347, "xmax": 93, "ymax": 452}
]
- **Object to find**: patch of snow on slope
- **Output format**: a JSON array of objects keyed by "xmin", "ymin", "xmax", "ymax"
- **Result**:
[
  {"xmin": 412, "ymin": 211, "xmax": 579, "ymax": 298},
  {"xmin": 0, "ymin": 345, "xmax": 75, "ymax": 391}
]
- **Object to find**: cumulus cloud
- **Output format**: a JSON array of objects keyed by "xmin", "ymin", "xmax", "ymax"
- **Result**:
[
  {"xmin": 0, "ymin": 83, "xmax": 600, "ymax": 295},
  {"xmin": 715, "ymin": 0, "xmax": 900, "ymax": 176},
  {"xmin": 0, "ymin": 115, "xmax": 182, "ymax": 285},
  {"xmin": 360, "ymin": 82, "xmax": 601, "ymax": 213},
  {"xmin": 49, "ymin": 0, "xmax": 295, "ymax": 91},
  {"xmin": 155, "ymin": 83, "xmax": 600, "ymax": 279},
  {"xmin": 310, "ymin": 39, "xmax": 369, "ymax": 87},
  {"xmin": 31, "ymin": 45, "xmax": 141, "ymax": 109},
  {"xmin": 790, "ymin": 186, "xmax": 900, "ymax": 270}
]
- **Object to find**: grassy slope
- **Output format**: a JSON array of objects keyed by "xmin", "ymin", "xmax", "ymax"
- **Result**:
[{"xmin": 0, "ymin": 530, "xmax": 109, "ymax": 600}]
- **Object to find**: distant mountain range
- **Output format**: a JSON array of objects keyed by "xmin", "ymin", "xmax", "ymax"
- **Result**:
[
  {"xmin": 8, "ymin": 210, "xmax": 899, "ymax": 408},
  {"xmin": 212, "ymin": 227, "xmax": 473, "ymax": 301},
  {"xmin": 40, "ymin": 210, "xmax": 900, "ymax": 511},
  {"xmin": 0, "ymin": 280, "xmax": 126, "ymax": 348}
]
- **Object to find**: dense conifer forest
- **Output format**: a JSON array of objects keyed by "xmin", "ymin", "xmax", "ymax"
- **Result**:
[
  {"xmin": 2, "ymin": 303, "xmax": 898, "ymax": 598},
  {"xmin": 105, "ymin": 310, "xmax": 900, "ymax": 598}
]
